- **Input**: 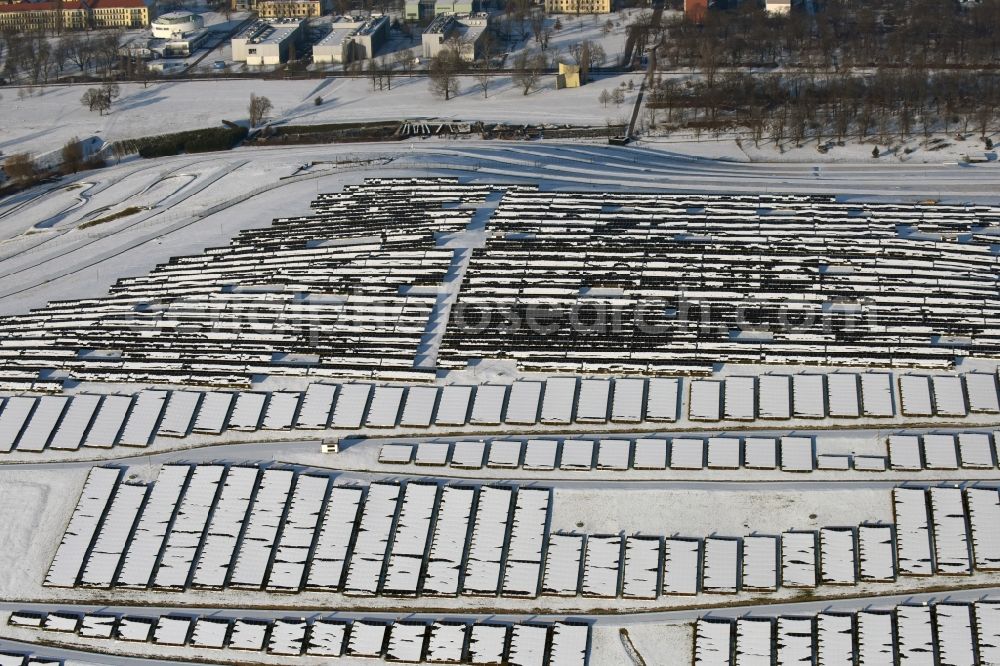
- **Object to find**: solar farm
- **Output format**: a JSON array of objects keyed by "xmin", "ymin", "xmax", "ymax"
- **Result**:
[{"xmin": 2, "ymin": 156, "xmax": 1000, "ymax": 666}]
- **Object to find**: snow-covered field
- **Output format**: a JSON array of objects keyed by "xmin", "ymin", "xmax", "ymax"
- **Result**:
[{"xmin": 0, "ymin": 75, "xmax": 640, "ymax": 159}]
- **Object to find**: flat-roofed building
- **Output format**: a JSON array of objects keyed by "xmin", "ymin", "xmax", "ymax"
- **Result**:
[
  {"xmin": 232, "ymin": 18, "xmax": 304, "ymax": 65},
  {"xmin": 422, "ymin": 12, "xmax": 489, "ymax": 62},
  {"xmin": 313, "ymin": 14, "xmax": 389, "ymax": 64},
  {"xmin": 766, "ymin": 0, "xmax": 791, "ymax": 13}
]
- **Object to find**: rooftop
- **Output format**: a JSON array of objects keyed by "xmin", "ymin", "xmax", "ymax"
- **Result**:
[{"xmin": 235, "ymin": 18, "xmax": 303, "ymax": 45}]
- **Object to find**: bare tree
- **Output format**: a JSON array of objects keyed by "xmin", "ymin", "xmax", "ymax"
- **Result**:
[
  {"xmin": 61, "ymin": 137, "xmax": 85, "ymax": 174},
  {"xmin": 81, "ymin": 87, "xmax": 111, "ymax": 115},
  {"xmin": 612, "ymin": 87, "xmax": 626, "ymax": 106},
  {"xmin": 473, "ymin": 59, "xmax": 492, "ymax": 98},
  {"xmin": 62, "ymin": 34, "xmax": 94, "ymax": 73},
  {"xmin": 248, "ymin": 93, "xmax": 273, "ymax": 126},
  {"xmin": 3, "ymin": 153, "xmax": 36, "ymax": 185},
  {"xmin": 94, "ymin": 32, "xmax": 122, "ymax": 77},
  {"xmin": 392, "ymin": 47, "xmax": 416, "ymax": 73},
  {"xmin": 568, "ymin": 40, "xmax": 604, "ymax": 84},
  {"xmin": 599, "ymin": 89, "xmax": 611, "ymax": 107},
  {"xmin": 428, "ymin": 50, "xmax": 461, "ymax": 101},
  {"xmin": 511, "ymin": 50, "xmax": 545, "ymax": 95},
  {"xmin": 529, "ymin": 10, "xmax": 545, "ymax": 43}
]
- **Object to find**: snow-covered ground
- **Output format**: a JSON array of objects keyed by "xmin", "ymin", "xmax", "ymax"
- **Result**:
[{"xmin": 0, "ymin": 75, "xmax": 640, "ymax": 159}]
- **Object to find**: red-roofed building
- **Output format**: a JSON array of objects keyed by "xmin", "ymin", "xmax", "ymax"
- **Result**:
[
  {"xmin": 0, "ymin": 0, "xmax": 151, "ymax": 30},
  {"xmin": 684, "ymin": 0, "xmax": 707, "ymax": 22}
]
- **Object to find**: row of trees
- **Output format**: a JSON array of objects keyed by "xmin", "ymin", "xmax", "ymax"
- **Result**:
[
  {"xmin": 662, "ymin": 0, "xmax": 1000, "ymax": 70},
  {"xmin": 1, "ymin": 30, "xmax": 122, "ymax": 86},
  {"xmin": 644, "ymin": 69, "xmax": 1000, "ymax": 149}
]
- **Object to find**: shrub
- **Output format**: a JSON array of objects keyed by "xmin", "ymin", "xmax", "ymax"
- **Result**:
[{"xmin": 130, "ymin": 126, "xmax": 249, "ymax": 158}]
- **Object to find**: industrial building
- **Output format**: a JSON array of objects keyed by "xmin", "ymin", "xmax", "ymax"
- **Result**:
[
  {"xmin": 765, "ymin": 0, "xmax": 792, "ymax": 13},
  {"xmin": 312, "ymin": 14, "xmax": 390, "ymax": 65},
  {"xmin": 542, "ymin": 0, "xmax": 610, "ymax": 13},
  {"xmin": 231, "ymin": 18, "xmax": 305, "ymax": 66},
  {"xmin": 421, "ymin": 12, "xmax": 489, "ymax": 62}
]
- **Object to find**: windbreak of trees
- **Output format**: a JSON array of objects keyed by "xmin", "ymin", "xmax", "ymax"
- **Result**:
[
  {"xmin": 662, "ymin": 0, "xmax": 1000, "ymax": 69},
  {"xmin": 645, "ymin": 69, "xmax": 1000, "ymax": 147}
]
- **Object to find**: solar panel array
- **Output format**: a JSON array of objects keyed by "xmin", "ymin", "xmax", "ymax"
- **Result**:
[
  {"xmin": 48, "ymin": 468, "xmax": 1000, "ymax": 599},
  {"xmin": 694, "ymin": 600, "xmax": 997, "ymax": 666},
  {"xmin": 439, "ymin": 188, "xmax": 1000, "ymax": 374},
  {"xmin": 8, "ymin": 611, "xmax": 590, "ymax": 666},
  {"xmin": 3, "ymin": 368, "xmax": 997, "ymax": 456},
  {"xmin": 0, "ymin": 377, "xmax": 680, "ymax": 455},
  {"xmin": 0, "ymin": 179, "xmax": 496, "ymax": 388},
  {"xmin": 45, "ymin": 466, "xmax": 557, "ymax": 599}
]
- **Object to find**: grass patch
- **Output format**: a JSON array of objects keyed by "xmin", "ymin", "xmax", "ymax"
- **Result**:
[{"xmin": 79, "ymin": 206, "xmax": 144, "ymax": 229}]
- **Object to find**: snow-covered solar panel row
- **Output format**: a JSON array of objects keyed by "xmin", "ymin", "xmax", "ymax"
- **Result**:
[
  {"xmin": 13, "ymin": 611, "xmax": 590, "ymax": 665},
  {"xmin": 117, "ymin": 390, "xmax": 166, "ymax": 446},
  {"xmin": 79, "ymin": 482, "xmax": 148, "ymax": 588},
  {"xmin": 45, "ymin": 466, "xmax": 122, "ymax": 587},
  {"xmin": 383, "ymin": 435, "xmax": 824, "ymax": 472},
  {"xmin": 622, "ymin": 536, "xmax": 661, "ymax": 599},
  {"xmin": 692, "ymin": 371, "xmax": 907, "ymax": 422},
  {"xmin": 117, "ymin": 464, "xmax": 191, "ymax": 588},
  {"xmin": 463, "ymin": 485, "xmax": 514, "ymax": 595},
  {"xmin": 742, "ymin": 536, "xmax": 778, "ymax": 592},
  {"xmin": 892, "ymin": 486, "xmax": 934, "ymax": 576},
  {"xmin": 82, "ymin": 394, "xmax": 133, "ymax": 448},
  {"xmin": 424, "ymin": 485, "xmax": 475, "ymax": 596},
  {"xmin": 6, "ymin": 377, "xmax": 689, "ymax": 454},
  {"xmin": 343, "ymin": 481, "xmax": 400, "ymax": 596},
  {"xmin": 267, "ymin": 473, "xmax": 328, "ymax": 592},
  {"xmin": 366, "ymin": 385, "xmax": 404, "ymax": 427},
  {"xmin": 384, "ymin": 482, "xmax": 439, "ymax": 595},
  {"xmin": 696, "ymin": 601, "xmax": 993, "ymax": 666},
  {"xmin": 503, "ymin": 488, "xmax": 551, "ymax": 597},
  {"xmin": 261, "ymin": 391, "xmax": 299, "ymax": 430},
  {"xmin": 153, "ymin": 464, "xmax": 225, "ymax": 589},
  {"xmin": 890, "ymin": 431, "xmax": 1000, "ymax": 471},
  {"xmin": 191, "ymin": 466, "xmax": 258, "ymax": 589},
  {"xmin": 6, "ymin": 370, "xmax": 994, "ymax": 457},
  {"xmin": 55, "ymin": 469, "xmax": 999, "ymax": 601},
  {"xmin": 306, "ymin": 486, "xmax": 363, "ymax": 591}
]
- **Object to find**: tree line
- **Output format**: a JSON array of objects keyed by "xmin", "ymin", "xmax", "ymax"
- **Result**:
[
  {"xmin": 645, "ymin": 69, "xmax": 1000, "ymax": 149},
  {"xmin": 661, "ymin": 0, "xmax": 1000, "ymax": 70},
  {"xmin": 1, "ymin": 30, "xmax": 123, "ymax": 87}
]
